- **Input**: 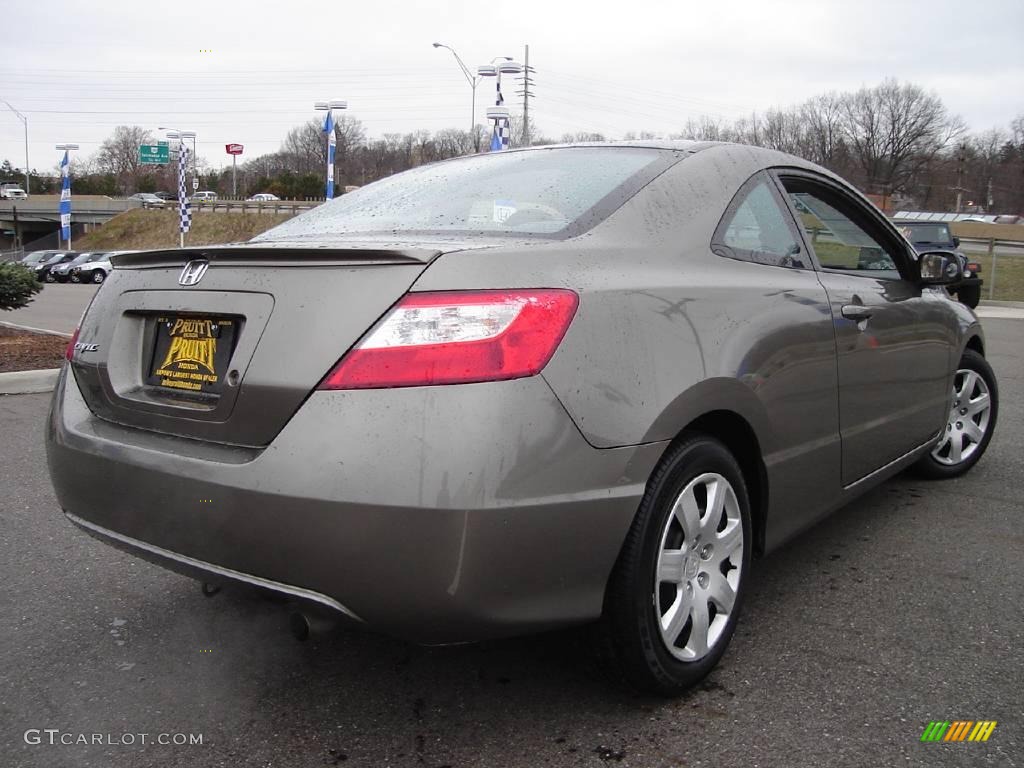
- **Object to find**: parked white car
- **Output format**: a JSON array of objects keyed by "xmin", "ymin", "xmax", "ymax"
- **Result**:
[
  {"xmin": 70, "ymin": 254, "xmax": 114, "ymax": 284},
  {"xmin": 1, "ymin": 183, "xmax": 28, "ymax": 199},
  {"xmin": 247, "ymin": 193, "xmax": 280, "ymax": 201},
  {"xmin": 192, "ymin": 191, "xmax": 218, "ymax": 202}
]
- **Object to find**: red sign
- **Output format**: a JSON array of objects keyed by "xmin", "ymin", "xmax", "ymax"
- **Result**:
[{"xmin": 225, "ymin": 143, "xmax": 244, "ymax": 155}]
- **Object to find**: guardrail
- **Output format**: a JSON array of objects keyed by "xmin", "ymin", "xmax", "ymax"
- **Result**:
[
  {"xmin": 958, "ymin": 238, "xmax": 1024, "ymax": 300},
  {"xmin": 188, "ymin": 200, "xmax": 321, "ymax": 215}
]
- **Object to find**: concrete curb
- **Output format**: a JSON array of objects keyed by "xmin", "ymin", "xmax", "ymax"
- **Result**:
[
  {"xmin": 979, "ymin": 299, "xmax": 1024, "ymax": 309},
  {"xmin": 0, "ymin": 368, "xmax": 60, "ymax": 395},
  {"xmin": 0, "ymin": 320, "xmax": 74, "ymax": 337}
]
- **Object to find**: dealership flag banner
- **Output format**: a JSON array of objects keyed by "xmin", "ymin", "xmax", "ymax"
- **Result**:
[
  {"xmin": 323, "ymin": 110, "xmax": 336, "ymax": 200},
  {"xmin": 490, "ymin": 78, "xmax": 510, "ymax": 152},
  {"xmin": 178, "ymin": 144, "xmax": 191, "ymax": 235},
  {"xmin": 59, "ymin": 150, "xmax": 71, "ymax": 241}
]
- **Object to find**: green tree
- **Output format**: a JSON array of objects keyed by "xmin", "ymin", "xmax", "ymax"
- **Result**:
[{"xmin": 0, "ymin": 263, "xmax": 42, "ymax": 312}]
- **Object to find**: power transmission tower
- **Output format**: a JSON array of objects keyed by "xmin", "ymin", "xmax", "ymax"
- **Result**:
[{"xmin": 515, "ymin": 44, "xmax": 535, "ymax": 146}]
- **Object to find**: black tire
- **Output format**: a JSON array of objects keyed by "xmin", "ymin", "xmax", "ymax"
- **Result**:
[
  {"xmin": 957, "ymin": 280, "xmax": 981, "ymax": 309},
  {"xmin": 44, "ymin": 271, "xmax": 55, "ymax": 283},
  {"xmin": 600, "ymin": 434, "xmax": 752, "ymax": 696},
  {"xmin": 92, "ymin": 270, "xmax": 105, "ymax": 284},
  {"xmin": 913, "ymin": 349, "xmax": 997, "ymax": 479}
]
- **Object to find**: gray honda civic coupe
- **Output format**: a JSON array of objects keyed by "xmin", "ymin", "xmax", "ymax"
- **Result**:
[{"xmin": 46, "ymin": 142, "xmax": 997, "ymax": 695}]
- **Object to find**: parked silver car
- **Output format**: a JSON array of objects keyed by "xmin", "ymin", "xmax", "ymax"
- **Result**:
[
  {"xmin": 69, "ymin": 254, "xmax": 113, "ymax": 284},
  {"xmin": 46, "ymin": 142, "xmax": 997, "ymax": 694},
  {"xmin": 51, "ymin": 251, "xmax": 108, "ymax": 282}
]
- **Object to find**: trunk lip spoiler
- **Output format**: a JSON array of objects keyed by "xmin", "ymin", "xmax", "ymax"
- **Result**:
[{"xmin": 112, "ymin": 245, "xmax": 445, "ymax": 268}]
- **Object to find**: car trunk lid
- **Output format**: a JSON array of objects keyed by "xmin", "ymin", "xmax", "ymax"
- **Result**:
[{"xmin": 69, "ymin": 242, "xmax": 458, "ymax": 447}]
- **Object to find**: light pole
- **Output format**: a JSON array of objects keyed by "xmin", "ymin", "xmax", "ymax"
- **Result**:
[
  {"xmin": 433, "ymin": 43, "xmax": 480, "ymax": 147},
  {"xmin": 161, "ymin": 128, "xmax": 198, "ymax": 192},
  {"xmin": 1, "ymin": 98, "xmax": 30, "ymax": 195},
  {"xmin": 314, "ymin": 100, "xmax": 347, "ymax": 200},
  {"xmin": 161, "ymin": 128, "xmax": 197, "ymax": 248},
  {"xmin": 55, "ymin": 143, "xmax": 79, "ymax": 250},
  {"xmin": 477, "ymin": 57, "xmax": 523, "ymax": 151}
]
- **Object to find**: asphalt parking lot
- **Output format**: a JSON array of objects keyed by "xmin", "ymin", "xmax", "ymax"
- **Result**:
[{"xmin": 1, "ymin": 319, "xmax": 1021, "ymax": 768}]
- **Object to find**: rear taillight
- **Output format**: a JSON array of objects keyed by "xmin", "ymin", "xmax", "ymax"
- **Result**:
[
  {"xmin": 319, "ymin": 289, "xmax": 579, "ymax": 390},
  {"xmin": 65, "ymin": 327, "xmax": 80, "ymax": 361}
]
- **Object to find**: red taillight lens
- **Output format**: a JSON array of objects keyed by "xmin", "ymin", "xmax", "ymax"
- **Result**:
[
  {"xmin": 319, "ymin": 289, "xmax": 579, "ymax": 390},
  {"xmin": 65, "ymin": 327, "xmax": 80, "ymax": 361},
  {"xmin": 965, "ymin": 261, "xmax": 981, "ymax": 274}
]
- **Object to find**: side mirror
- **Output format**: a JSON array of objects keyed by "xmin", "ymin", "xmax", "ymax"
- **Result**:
[
  {"xmin": 952, "ymin": 236, "xmax": 961, "ymax": 248},
  {"xmin": 919, "ymin": 251, "xmax": 963, "ymax": 285}
]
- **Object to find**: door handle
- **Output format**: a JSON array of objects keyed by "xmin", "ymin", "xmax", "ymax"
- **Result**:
[{"xmin": 841, "ymin": 304, "xmax": 874, "ymax": 321}]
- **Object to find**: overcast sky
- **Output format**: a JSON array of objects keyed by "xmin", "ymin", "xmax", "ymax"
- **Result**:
[{"xmin": 1, "ymin": 0, "xmax": 1021, "ymax": 174}]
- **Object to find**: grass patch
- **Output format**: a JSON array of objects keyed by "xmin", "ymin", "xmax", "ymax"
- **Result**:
[
  {"xmin": 960, "ymin": 249, "xmax": 1024, "ymax": 303},
  {"xmin": 75, "ymin": 209, "xmax": 294, "ymax": 252}
]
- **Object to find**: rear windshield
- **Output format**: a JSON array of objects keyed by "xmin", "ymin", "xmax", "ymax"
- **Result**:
[
  {"xmin": 899, "ymin": 223, "xmax": 952, "ymax": 243},
  {"xmin": 253, "ymin": 147, "xmax": 669, "ymax": 241}
]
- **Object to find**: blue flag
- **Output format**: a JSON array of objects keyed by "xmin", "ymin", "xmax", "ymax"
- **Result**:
[
  {"xmin": 59, "ymin": 150, "xmax": 71, "ymax": 241},
  {"xmin": 323, "ymin": 110, "xmax": 336, "ymax": 200}
]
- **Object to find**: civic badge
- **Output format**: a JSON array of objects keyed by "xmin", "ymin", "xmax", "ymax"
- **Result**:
[{"xmin": 178, "ymin": 260, "xmax": 209, "ymax": 286}]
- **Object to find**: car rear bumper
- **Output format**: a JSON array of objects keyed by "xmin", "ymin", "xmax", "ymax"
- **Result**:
[{"xmin": 45, "ymin": 367, "xmax": 665, "ymax": 643}]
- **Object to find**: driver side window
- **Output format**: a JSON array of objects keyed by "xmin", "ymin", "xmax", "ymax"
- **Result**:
[{"xmin": 782, "ymin": 184, "xmax": 899, "ymax": 276}]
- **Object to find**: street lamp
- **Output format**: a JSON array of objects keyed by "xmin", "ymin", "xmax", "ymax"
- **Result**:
[
  {"xmin": 478, "ymin": 58, "xmax": 523, "ymax": 151},
  {"xmin": 160, "ymin": 127, "xmax": 198, "ymax": 191},
  {"xmin": 55, "ymin": 143, "xmax": 79, "ymax": 250},
  {"xmin": 1, "ymin": 98, "xmax": 30, "ymax": 195},
  {"xmin": 433, "ymin": 43, "xmax": 480, "ymax": 145},
  {"xmin": 314, "ymin": 100, "xmax": 347, "ymax": 200},
  {"xmin": 160, "ymin": 128, "xmax": 197, "ymax": 248}
]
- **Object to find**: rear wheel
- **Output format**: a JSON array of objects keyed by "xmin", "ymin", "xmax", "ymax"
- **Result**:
[
  {"xmin": 601, "ymin": 434, "xmax": 751, "ymax": 695},
  {"xmin": 914, "ymin": 349, "xmax": 997, "ymax": 478},
  {"xmin": 92, "ymin": 270, "xmax": 105, "ymax": 284}
]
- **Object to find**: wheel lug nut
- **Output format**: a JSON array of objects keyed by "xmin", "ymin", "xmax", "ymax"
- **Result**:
[
  {"xmin": 960, "ymin": 408, "xmax": 967, "ymax": 415},
  {"xmin": 697, "ymin": 573, "xmax": 709, "ymax": 588},
  {"xmin": 956, "ymin": 422, "xmax": 963, "ymax": 429},
  {"xmin": 699, "ymin": 544, "xmax": 712, "ymax": 560}
]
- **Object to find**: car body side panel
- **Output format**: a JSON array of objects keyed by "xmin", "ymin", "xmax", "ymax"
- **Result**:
[
  {"xmin": 812, "ymin": 274, "xmax": 959, "ymax": 484},
  {"xmin": 414, "ymin": 147, "xmax": 845, "ymax": 554}
]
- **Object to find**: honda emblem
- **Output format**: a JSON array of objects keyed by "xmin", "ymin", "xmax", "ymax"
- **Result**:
[{"xmin": 178, "ymin": 260, "xmax": 209, "ymax": 286}]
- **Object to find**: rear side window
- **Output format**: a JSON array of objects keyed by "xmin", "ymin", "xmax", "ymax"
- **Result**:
[
  {"xmin": 713, "ymin": 175, "xmax": 806, "ymax": 268},
  {"xmin": 253, "ymin": 147, "xmax": 672, "ymax": 241}
]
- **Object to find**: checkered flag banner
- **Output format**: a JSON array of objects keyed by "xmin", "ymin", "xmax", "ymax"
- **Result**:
[
  {"xmin": 490, "ymin": 77, "xmax": 511, "ymax": 152},
  {"xmin": 178, "ymin": 144, "xmax": 191, "ymax": 235},
  {"xmin": 59, "ymin": 150, "xmax": 72, "ymax": 241},
  {"xmin": 323, "ymin": 109, "xmax": 336, "ymax": 200}
]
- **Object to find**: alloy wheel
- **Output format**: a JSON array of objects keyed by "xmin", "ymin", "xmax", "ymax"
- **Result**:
[
  {"xmin": 931, "ymin": 368, "xmax": 992, "ymax": 466},
  {"xmin": 654, "ymin": 472, "xmax": 743, "ymax": 662}
]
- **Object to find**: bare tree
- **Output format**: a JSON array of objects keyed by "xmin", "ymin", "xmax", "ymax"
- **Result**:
[
  {"xmin": 800, "ymin": 93, "xmax": 848, "ymax": 169},
  {"xmin": 96, "ymin": 125, "xmax": 154, "ymax": 194},
  {"xmin": 842, "ymin": 80, "xmax": 965, "ymax": 195}
]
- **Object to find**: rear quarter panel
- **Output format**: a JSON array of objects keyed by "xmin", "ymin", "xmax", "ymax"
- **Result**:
[{"xmin": 415, "ymin": 146, "xmax": 846, "ymax": 548}]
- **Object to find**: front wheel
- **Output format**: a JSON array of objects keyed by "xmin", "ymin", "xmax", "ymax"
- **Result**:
[
  {"xmin": 914, "ymin": 349, "xmax": 997, "ymax": 479},
  {"xmin": 601, "ymin": 435, "xmax": 752, "ymax": 695}
]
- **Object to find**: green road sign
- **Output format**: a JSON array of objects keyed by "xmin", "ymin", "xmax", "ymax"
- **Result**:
[{"xmin": 139, "ymin": 144, "xmax": 170, "ymax": 164}]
